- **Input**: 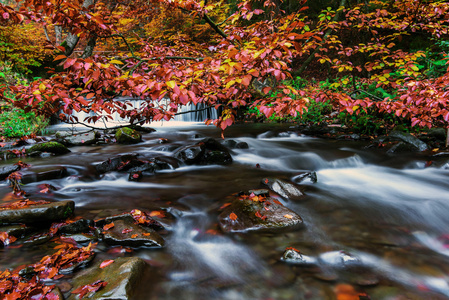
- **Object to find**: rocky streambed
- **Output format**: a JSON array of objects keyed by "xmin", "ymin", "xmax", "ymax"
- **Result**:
[{"xmin": 1, "ymin": 123, "xmax": 449, "ymax": 299}]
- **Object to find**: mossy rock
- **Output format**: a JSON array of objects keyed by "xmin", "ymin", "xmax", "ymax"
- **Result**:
[
  {"xmin": 115, "ymin": 127, "xmax": 142, "ymax": 144},
  {"xmin": 27, "ymin": 142, "xmax": 70, "ymax": 155}
]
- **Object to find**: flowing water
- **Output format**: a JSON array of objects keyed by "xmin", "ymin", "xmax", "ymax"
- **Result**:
[{"xmin": 2, "ymin": 123, "xmax": 449, "ymax": 299}]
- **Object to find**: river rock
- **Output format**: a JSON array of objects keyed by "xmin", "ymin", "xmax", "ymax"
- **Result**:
[
  {"xmin": 20, "ymin": 166, "xmax": 68, "ymax": 184},
  {"xmin": 68, "ymin": 257, "xmax": 147, "ymax": 300},
  {"xmin": 174, "ymin": 138, "xmax": 232, "ymax": 165},
  {"xmin": 26, "ymin": 141, "xmax": 70, "ymax": 155},
  {"xmin": 281, "ymin": 248, "xmax": 318, "ymax": 266},
  {"xmin": 218, "ymin": 196, "xmax": 303, "ymax": 232},
  {"xmin": 56, "ymin": 130, "xmax": 99, "ymax": 146},
  {"xmin": 261, "ymin": 178, "xmax": 304, "ymax": 200},
  {"xmin": 102, "ymin": 219, "xmax": 165, "ymax": 248},
  {"xmin": 53, "ymin": 218, "xmax": 95, "ymax": 235},
  {"xmin": 388, "ymin": 131, "xmax": 429, "ymax": 152},
  {"xmin": 0, "ymin": 224, "xmax": 35, "ymax": 239},
  {"xmin": 0, "ymin": 200, "xmax": 75, "ymax": 225},
  {"xmin": 95, "ymin": 154, "xmax": 139, "ymax": 174},
  {"xmin": 115, "ymin": 127, "xmax": 142, "ymax": 144},
  {"xmin": 0, "ymin": 164, "xmax": 20, "ymax": 180}
]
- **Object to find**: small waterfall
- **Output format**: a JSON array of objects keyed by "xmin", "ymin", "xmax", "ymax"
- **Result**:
[{"xmin": 61, "ymin": 98, "xmax": 219, "ymax": 125}]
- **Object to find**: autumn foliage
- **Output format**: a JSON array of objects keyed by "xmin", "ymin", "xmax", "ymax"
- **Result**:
[{"xmin": 0, "ymin": 0, "xmax": 448, "ymax": 132}]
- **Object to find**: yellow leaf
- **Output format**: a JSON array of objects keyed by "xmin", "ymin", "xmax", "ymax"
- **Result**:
[
  {"xmin": 166, "ymin": 81, "xmax": 176, "ymax": 89},
  {"xmin": 319, "ymin": 59, "xmax": 326, "ymax": 64},
  {"xmin": 32, "ymin": 90, "xmax": 41, "ymax": 95},
  {"xmin": 39, "ymin": 83, "xmax": 46, "ymax": 92},
  {"xmin": 110, "ymin": 59, "xmax": 123, "ymax": 65},
  {"xmin": 352, "ymin": 105, "xmax": 360, "ymax": 111}
]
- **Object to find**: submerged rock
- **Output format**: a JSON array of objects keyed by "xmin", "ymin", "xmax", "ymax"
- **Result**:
[
  {"xmin": 115, "ymin": 127, "xmax": 142, "ymax": 144},
  {"xmin": 218, "ymin": 195, "xmax": 303, "ymax": 232},
  {"xmin": 102, "ymin": 219, "xmax": 165, "ymax": 248},
  {"xmin": 26, "ymin": 141, "xmax": 70, "ymax": 155},
  {"xmin": 261, "ymin": 178, "xmax": 305, "ymax": 200},
  {"xmin": 68, "ymin": 257, "xmax": 147, "ymax": 300},
  {"xmin": 0, "ymin": 200, "xmax": 75, "ymax": 225},
  {"xmin": 20, "ymin": 166, "xmax": 68, "ymax": 184},
  {"xmin": 319, "ymin": 250, "xmax": 362, "ymax": 269}
]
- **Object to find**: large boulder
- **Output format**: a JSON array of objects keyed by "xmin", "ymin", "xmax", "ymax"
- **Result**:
[
  {"xmin": 68, "ymin": 257, "xmax": 147, "ymax": 300},
  {"xmin": 218, "ymin": 194, "xmax": 303, "ymax": 232},
  {"xmin": 115, "ymin": 127, "xmax": 142, "ymax": 144},
  {"xmin": 0, "ymin": 200, "xmax": 74, "ymax": 225},
  {"xmin": 174, "ymin": 138, "xmax": 232, "ymax": 165}
]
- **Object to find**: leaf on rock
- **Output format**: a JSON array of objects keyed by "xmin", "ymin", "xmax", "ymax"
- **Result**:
[
  {"xmin": 103, "ymin": 222, "xmax": 115, "ymax": 231},
  {"xmin": 229, "ymin": 212, "xmax": 238, "ymax": 221},
  {"xmin": 99, "ymin": 259, "xmax": 114, "ymax": 269}
]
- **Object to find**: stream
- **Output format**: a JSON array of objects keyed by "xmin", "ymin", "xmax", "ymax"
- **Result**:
[{"xmin": 2, "ymin": 123, "xmax": 449, "ymax": 299}]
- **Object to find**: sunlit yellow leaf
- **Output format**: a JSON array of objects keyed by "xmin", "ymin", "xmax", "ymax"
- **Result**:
[
  {"xmin": 110, "ymin": 59, "xmax": 123, "ymax": 65},
  {"xmin": 166, "ymin": 81, "xmax": 176, "ymax": 89}
]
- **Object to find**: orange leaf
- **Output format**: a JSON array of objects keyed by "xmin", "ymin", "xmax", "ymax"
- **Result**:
[
  {"xmin": 284, "ymin": 214, "xmax": 293, "ymax": 219},
  {"xmin": 131, "ymin": 234, "xmax": 138, "ymax": 238},
  {"xmin": 100, "ymin": 259, "xmax": 114, "ymax": 268},
  {"xmin": 229, "ymin": 212, "xmax": 238, "ymax": 220},
  {"xmin": 142, "ymin": 232, "xmax": 151, "ymax": 236},
  {"xmin": 103, "ymin": 222, "xmax": 114, "ymax": 230}
]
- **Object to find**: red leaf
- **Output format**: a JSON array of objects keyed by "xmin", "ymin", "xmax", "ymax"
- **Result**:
[
  {"xmin": 99, "ymin": 259, "xmax": 114, "ymax": 269},
  {"xmin": 122, "ymin": 228, "xmax": 133, "ymax": 234},
  {"xmin": 229, "ymin": 212, "xmax": 238, "ymax": 220}
]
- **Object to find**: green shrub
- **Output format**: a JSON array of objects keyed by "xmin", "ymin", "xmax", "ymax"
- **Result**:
[{"xmin": 0, "ymin": 106, "xmax": 48, "ymax": 138}]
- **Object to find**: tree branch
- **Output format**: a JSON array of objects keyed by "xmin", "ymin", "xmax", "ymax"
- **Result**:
[{"xmin": 296, "ymin": 0, "xmax": 347, "ymax": 76}]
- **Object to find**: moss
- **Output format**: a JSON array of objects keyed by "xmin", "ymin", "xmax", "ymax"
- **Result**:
[
  {"xmin": 115, "ymin": 127, "xmax": 142, "ymax": 144},
  {"xmin": 27, "ymin": 142, "xmax": 70, "ymax": 155}
]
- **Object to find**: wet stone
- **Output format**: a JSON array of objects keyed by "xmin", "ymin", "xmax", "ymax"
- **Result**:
[
  {"xmin": 95, "ymin": 154, "xmax": 139, "ymax": 174},
  {"xmin": 318, "ymin": 251, "xmax": 362, "ymax": 269},
  {"xmin": 218, "ymin": 197, "xmax": 303, "ymax": 233},
  {"xmin": 62, "ymin": 233, "xmax": 97, "ymax": 243},
  {"xmin": 68, "ymin": 257, "xmax": 147, "ymax": 300},
  {"xmin": 0, "ymin": 224, "xmax": 35, "ymax": 239},
  {"xmin": 102, "ymin": 219, "xmax": 165, "ymax": 248},
  {"xmin": 0, "ymin": 200, "xmax": 75, "ymax": 225},
  {"xmin": 20, "ymin": 166, "xmax": 68, "ymax": 184},
  {"xmin": 55, "ymin": 130, "xmax": 99, "ymax": 146},
  {"xmin": 26, "ymin": 141, "xmax": 70, "ymax": 155},
  {"xmin": 281, "ymin": 248, "xmax": 318, "ymax": 266},
  {"xmin": 262, "ymin": 178, "xmax": 305, "ymax": 200},
  {"xmin": 0, "ymin": 164, "xmax": 20, "ymax": 180},
  {"xmin": 389, "ymin": 130, "xmax": 429, "ymax": 152},
  {"xmin": 22, "ymin": 231, "xmax": 53, "ymax": 247},
  {"xmin": 56, "ymin": 218, "xmax": 94, "ymax": 234},
  {"xmin": 174, "ymin": 138, "xmax": 232, "ymax": 165},
  {"xmin": 115, "ymin": 127, "xmax": 142, "ymax": 144}
]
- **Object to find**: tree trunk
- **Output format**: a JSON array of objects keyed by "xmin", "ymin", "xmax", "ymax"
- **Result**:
[
  {"xmin": 62, "ymin": 0, "xmax": 95, "ymax": 57},
  {"xmin": 81, "ymin": 35, "xmax": 97, "ymax": 58}
]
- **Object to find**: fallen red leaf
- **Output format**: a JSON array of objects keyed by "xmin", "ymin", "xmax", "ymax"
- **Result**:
[
  {"xmin": 99, "ymin": 259, "xmax": 114, "ymax": 269},
  {"xmin": 122, "ymin": 228, "xmax": 133, "ymax": 234},
  {"xmin": 229, "ymin": 212, "xmax": 238, "ymax": 221}
]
